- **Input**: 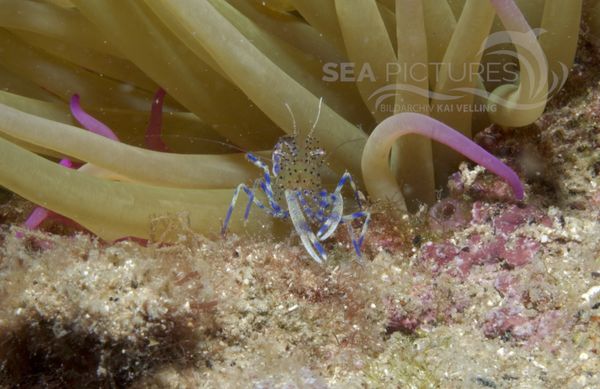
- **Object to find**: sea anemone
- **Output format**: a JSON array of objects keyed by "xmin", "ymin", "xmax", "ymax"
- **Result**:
[{"xmin": 0, "ymin": 0, "xmax": 583, "ymax": 241}]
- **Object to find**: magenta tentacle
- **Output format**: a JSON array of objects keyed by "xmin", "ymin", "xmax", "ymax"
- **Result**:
[
  {"xmin": 145, "ymin": 88, "xmax": 168, "ymax": 151},
  {"xmin": 22, "ymin": 91, "xmax": 169, "ymax": 236},
  {"xmin": 489, "ymin": 0, "xmax": 531, "ymax": 33},
  {"xmin": 58, "ymin": 158, "xmax": 75, "ymax": 169},
  {"xmin": 21, "ymin": 158, "xmax": 75, "ymax": 234},
  {"xmin": 362, "ymin": 113, "xmax": 525, "ymax": 210},
  {"xmin": 70, "ymin": 94, "xmax": 120, "ymax": 141},
  {"xmin": 23, "ymin": 207, "xmax": 51, "ymax": 232}
]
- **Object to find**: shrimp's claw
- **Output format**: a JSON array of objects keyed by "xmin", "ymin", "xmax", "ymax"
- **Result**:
[{"xmin": 285, "ymin": 189, "xmax": 327, "ymax": 263}]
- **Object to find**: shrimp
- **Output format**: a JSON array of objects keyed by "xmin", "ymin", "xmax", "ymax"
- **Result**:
[{"xmin": 221, "ymin": 99, "xmax": 370, "ymax": 263}]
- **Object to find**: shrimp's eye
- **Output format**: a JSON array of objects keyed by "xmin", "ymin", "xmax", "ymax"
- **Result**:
[{"xmin": 310, "ymin": 149, "xmax": 325, "ymax": 158}]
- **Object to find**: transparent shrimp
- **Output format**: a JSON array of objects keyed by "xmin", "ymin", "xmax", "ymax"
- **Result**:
[{"xmin": 221, "ymin": 99, "xmax": 370, "ymax": 263}]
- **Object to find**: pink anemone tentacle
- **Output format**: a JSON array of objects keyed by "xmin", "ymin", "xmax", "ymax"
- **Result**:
[
  {"xmin": 145, "ymin": 88, "xmax": 168, "ymax": 151},
  {"xmin": 20, "ymin": 90, "xmax": 168, "ymax": 237}
]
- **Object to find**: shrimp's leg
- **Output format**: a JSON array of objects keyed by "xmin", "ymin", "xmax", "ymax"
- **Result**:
[
  {"xmin": 341, "ymin": 210, "xmax": 371, "ymax": 258},
  {"xmin": 315, "ymin": 189, "xmax": 330, "ymax": 223},
  {"xmin": 246, "ymin": 152, "xmax": 284, "ymax": 214},
  {"xmin": 317, "ymin": 171, "xmax": 366, "ymax": 240},
  {"xmin": 222, "ymin": 181, "xmax": 283, "ymax": 236},
  {"xmin": 222, "ymin": 183, "xmax": 254, "ymax": 235},
  {"xmin": 316, "ymin": 193, "xmax": 343, "ymax": 240},
  {"xmin": 334, "ymin": 171, "xmax": 364, "ymax": 209}
]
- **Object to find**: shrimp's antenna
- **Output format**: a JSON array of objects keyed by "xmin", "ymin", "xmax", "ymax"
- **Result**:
[
  {"xmin": 164, "ymin": 134, "xmax": 273, "ymax": 162},
  {"xmin": 308, "ymin": 97, "xmax": 324, "ymax": 137},
  {"xmin": 324, "ymin": 137, "xmax": 366, "ymax": 163},
  {"xmin": 284, "ymin": 102, "xmax": 298, "ymax": 136},
  {"xmin": 163, "ymin": 134, "xmax": 249, "ymax": 153}
]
